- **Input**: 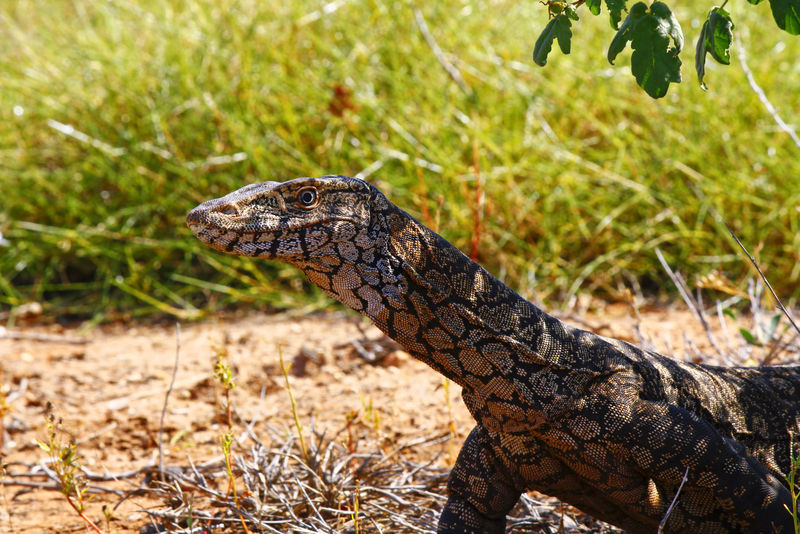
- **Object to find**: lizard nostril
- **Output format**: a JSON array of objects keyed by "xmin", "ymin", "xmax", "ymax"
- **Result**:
[{"xmin": 217, "ymin": 204, "xmax": 239, "ymax": 217}]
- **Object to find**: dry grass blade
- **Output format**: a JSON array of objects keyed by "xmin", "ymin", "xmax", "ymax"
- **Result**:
[
  {"xmin": 657, "ymin": 467, "xmax": 689, "ymax": 533},
  {"xmin": 279, "ymin": 346, "xmax": 310, "ymax": 466},
  {"xmin": 413, "ymin": 9, "xmax": 472, "ymax": 96},
  {"xmin": 725, "ymin": 223, "xmax": 800, "ymax": 337},
  {"xmin": 158, "ymin": 322, "xmax": 181, "ymax": 481},
  {"xmin": 654, "ymin": 248, "xmax": 730, "ymax": 364}
]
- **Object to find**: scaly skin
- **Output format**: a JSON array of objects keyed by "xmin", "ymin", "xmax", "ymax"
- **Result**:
[{"xmin": 187, "ymin": 175, "xmax": 800, "ymax": 533}]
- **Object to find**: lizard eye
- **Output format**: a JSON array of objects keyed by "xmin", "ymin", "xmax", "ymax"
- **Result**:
[{"xmin": 296, "ymin": 187, "xmax": 319, "ymax": 209}]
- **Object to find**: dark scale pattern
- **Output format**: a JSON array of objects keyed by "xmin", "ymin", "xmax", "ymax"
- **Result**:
[{"xmin": 188, "ymin": 175, "xmax": 800, "ymax": 533}]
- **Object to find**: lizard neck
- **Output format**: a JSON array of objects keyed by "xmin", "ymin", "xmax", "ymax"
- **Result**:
[{"xmin": 294, "ymin": 196, "xmax": 573, "ymax": 389}]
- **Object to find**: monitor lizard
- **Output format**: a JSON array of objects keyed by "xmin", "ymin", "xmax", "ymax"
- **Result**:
[{"xmin": 187, "ymin": 175, "xmax": 800, "ymax": 533}]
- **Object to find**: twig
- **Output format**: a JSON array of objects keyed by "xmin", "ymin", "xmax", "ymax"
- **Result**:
[
  {"xmin": 725, "ymin": 223, "xmax": 800, "ymax": 337},
  {"xmin": 413, "ymin": 9, "xmax": 472, "ymax": 96},
  {"xmin": 654, "ymin": 248, "xmax": 730, "ymax": 363},
  {"xmin": 714, "ymin": 301, "xmax": 741, "ymax": 359},
  {"xmin": 80, "ymin": 458, "xmax": 156, "ymax": 481},
  {"xmin": 736, "ymin": 38, "xmax": 800, "ymax": 149},
  {"xmin": 763, "ymin": 326, "xmax": 797, "ymax": 366},
  {"xmin": 0, "ymin": 327, "xmax": 88, "ymax": 344},
  {"xmin": 103, "ymin": 372, "xmax": 207, "ymax": 411},
  {"xmin": 74, "ymin": 422, "xmax": 119, "ymax": 446},
  {"xmin": 658, "ymin": 467, "xmax": 690, "ymax": 533},
  {"xmin": 0, "ymin": 479, "xmax": 125, "ymax": 497},
  {"xmin": 159, "ymin": 323, "xmax": 181, "ymax": 480}
]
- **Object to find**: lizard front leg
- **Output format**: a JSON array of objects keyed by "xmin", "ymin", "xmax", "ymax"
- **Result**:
[{"xmin": 438, "ymin": 425, "xmax": 522, "ymax": 534}]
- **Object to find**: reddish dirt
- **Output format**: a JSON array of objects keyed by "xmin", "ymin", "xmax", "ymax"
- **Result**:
[{"xmin": 0, "ymin": 303, "xmax": 763, "ymax": 532}]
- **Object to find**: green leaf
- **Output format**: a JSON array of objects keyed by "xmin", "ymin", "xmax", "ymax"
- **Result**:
[
  {"xmin": 769, "ymin": 0, "xmax": 800, "ymax": 34},
  {"xmin": 696, "ymin": 6, "xmax": 735, "ymax": 89},
  {"xmin": 707, "ymin": 8, "xmax": 734, "ymax": 64},
  {"xmin": 629, "ymin": 2, "xmax": 682, "ymax": 98},
  {"xmin": 739, "ymin": 327, "xmax": 760, "ymax": 345},
  {"xmin": 607, "ymin": 3, "xmax": 642, "ymax": 64},
  {"xmin": 607, "ymin": 1, "xmax": 683, "ymax": 98},
  {"xmin": 765, "ymin": 313, "xmax": 782, "ymax": 339},
  {"xmin": 587, "ymin": 0, "xmax": 602, "ymax": 16},
  {"xmin": 564, "ymin": 5, "xmax": 580, "ymax": 21},
  {"xmin": 695, "ymin": 19, "xmax": 711, "ymax": 90},
  {"xmin": 533, "ymin": 13, "xmax": 574, "ymax": 66},
  {"xmin": 747, "ymin": 0, "xmax": 766, "ymax": 4},
  {"xmin": 605, "ymin": 0, "xmax": 628, "ymax": 29},
  {"xmin": 651, "ymin": 1, "xmax": 683, "ymax": 53}
]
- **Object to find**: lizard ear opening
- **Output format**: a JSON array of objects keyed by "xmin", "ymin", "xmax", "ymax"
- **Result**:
[{"xmin": 296, "ymin": 186, "xmax": 320, "ymax": 209}]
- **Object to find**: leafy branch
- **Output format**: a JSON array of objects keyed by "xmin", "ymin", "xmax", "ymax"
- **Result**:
[{"xmin": 533, "ymin": 0, "xmax": 800, "ymax": 98}]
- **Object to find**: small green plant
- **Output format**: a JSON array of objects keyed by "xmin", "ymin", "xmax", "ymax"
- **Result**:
[
  {"xmin": 213, "ymin": 343, "xmax": 235, "ymax": 427},
  {"xmin": 101, "ymin": 504, "xmax": 114, "ymax": 529},
  {"xmin": 786, "ymin": 450, "xmax": 800, "ymax": 534},
  {"xmin": 36, "ymin": 402, "xmax": 103, "ymax": 534},
  {"xmin": 352, "ymin": 483, "xmax": 361, "ymax": 534},
  {"xmin": 220, "ymin": 429, "xmax": 237, "ymax": 500},
  {"xmin": 736, "ymin": 311, "xmax": 783, "ymax": 347},
  {"xmin": 212, "ymin": 343, "xmax": 251, "ymax": 533},
  {"xmin": 360, "ymin": 396, "xmax": 381, "ymax": 434}
]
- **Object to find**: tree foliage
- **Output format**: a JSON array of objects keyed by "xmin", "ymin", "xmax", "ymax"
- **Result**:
[{"xmin": 533, "ymin": 0, "xmax": 800, "ymax": 98}]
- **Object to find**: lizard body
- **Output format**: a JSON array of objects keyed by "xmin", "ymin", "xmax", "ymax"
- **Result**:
[{"xmin": 187, "ymin": 175, "xmax": 800, "ymax": 533}]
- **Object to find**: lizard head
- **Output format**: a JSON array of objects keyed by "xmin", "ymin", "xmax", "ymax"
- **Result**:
[{"xmin": 186, "ymin": 175, "xmax": 379, "ymax": 262}]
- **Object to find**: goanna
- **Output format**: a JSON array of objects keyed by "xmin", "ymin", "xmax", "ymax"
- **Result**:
[{"xmin": 187, "ymin": 175, "xmax": 800, "ymax": 533}]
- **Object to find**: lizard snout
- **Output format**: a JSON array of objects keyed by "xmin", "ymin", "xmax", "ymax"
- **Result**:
[{"xmin": 186, "ymin": 199, "xmax": 240, "ymax": 226}]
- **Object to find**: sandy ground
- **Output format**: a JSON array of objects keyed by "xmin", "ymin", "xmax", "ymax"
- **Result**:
[{"xmin": 0, "ymin": 302, "xmax": 779, "ymax": 533}]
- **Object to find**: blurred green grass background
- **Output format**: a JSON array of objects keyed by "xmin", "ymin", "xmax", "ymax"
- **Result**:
[{"xmin": 1, "ymin": 0, "xmax": 798, "ymax": 322}]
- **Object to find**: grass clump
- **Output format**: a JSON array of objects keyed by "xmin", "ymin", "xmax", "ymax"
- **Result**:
[{"xmin": 0, "ymin": 0, "xmax": 798, "ymax": 320}]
